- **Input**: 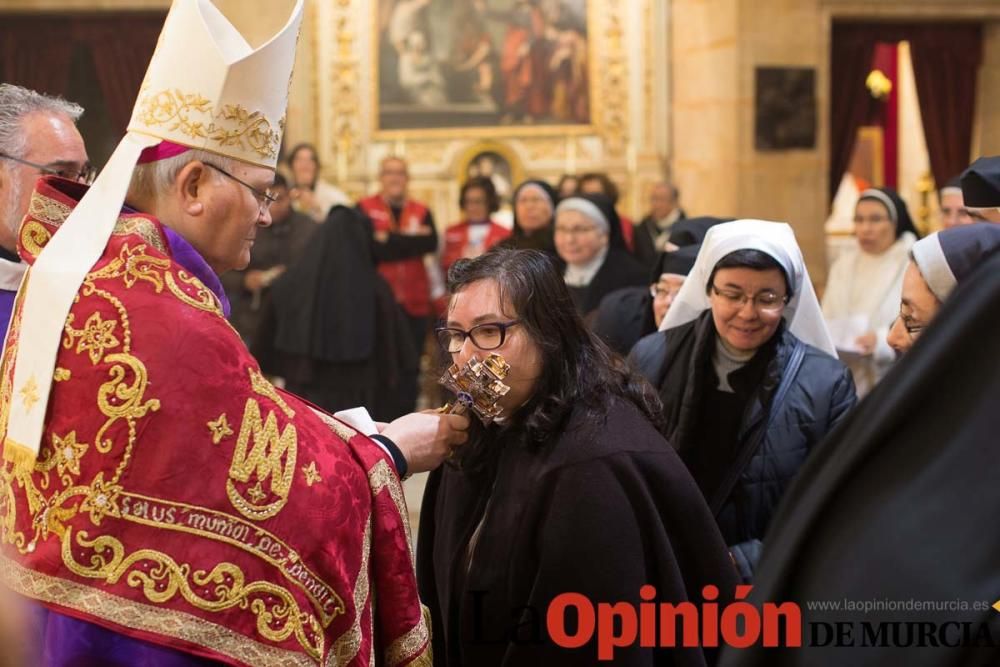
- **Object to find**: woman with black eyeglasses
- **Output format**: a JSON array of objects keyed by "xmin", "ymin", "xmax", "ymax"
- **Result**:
[
  {"xmin": 631, "ymin": 220, "xmax": 857, "ymax": 582},
  {"xmin": 418, "ymin": 247, "xmax": 738, "ymax": 667}
]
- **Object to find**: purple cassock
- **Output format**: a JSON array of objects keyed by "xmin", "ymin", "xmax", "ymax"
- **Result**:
[
  {"xmin": 19, "ymin": 227, "xmax": 229, "ymax": 666},
  {"xmin": 0, "ymin": 250, "xmax": 25, "ymax": 339}
]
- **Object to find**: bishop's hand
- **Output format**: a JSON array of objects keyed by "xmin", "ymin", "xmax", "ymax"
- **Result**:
[{"xmin": 381, "ymin": 411, "xmax": 470, "ymax": 475}]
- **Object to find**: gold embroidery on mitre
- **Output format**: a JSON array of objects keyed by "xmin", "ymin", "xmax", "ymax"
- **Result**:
[
  {"xmin": 207, "ymin": 414, "xmax": 234, "ymax": 444},
  {"xmin": 226, "ymin": 398, "xmax": 297, "ymax": 521},
  {"xmin": 135, "ymin": 88, "xmax": 280, "ymax": 161}
]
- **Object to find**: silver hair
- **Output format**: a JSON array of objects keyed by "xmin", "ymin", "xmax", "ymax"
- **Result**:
[
  {"xmin": 127, "ymin": 149, "xmax": 234, "ymax": 203},
  {"xmin": 0, "ymin": 83, "xmax": 84, "ymax": 158}
]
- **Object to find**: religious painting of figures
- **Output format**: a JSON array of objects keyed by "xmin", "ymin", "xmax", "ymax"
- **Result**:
[
  {"xmin": 465, "ymin": 150, "xmax": 515, "ymax": 202},
  {"xmin": 375, "ymin": 0, "xmax": 592, "ymax": 134}
]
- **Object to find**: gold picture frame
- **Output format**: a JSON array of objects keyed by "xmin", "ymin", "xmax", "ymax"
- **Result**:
[
  {"xmin": 372, "ymin": 0, "xmax": 598, "ymax": 139},
  {"xmin": 454, "ymin": 141, "xmax": 525, "ymax": 200}
]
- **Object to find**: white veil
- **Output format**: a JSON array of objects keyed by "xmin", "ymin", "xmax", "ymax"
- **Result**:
[{"xmin": 658, "ymin": 219, "xmax": 838, "ymax": 358}]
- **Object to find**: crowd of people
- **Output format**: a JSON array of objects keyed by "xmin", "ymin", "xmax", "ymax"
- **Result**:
[{"xmin": 1, "ymin": 1, "xmax": 1000, "ymax": 664}]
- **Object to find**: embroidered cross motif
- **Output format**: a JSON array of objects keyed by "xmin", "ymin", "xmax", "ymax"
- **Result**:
[
  {"xmin": 19, "ymin": 376, "xmax": 39, "ymax": 412},
  {"xmin": 301, "ymin": 462, "xmax": 322, "ymax": 487},
  {"xmin": 207, "ymin": 414, "xmax": 234, "ymax": 444}
]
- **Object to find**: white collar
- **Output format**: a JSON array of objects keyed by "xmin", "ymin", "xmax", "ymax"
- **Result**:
[
  {"xmin": 656, "ymin": 208, "xmax": 682, "ymax": 230},
  {"xmin": 564, "ymin": 245, "xmax": 609, "ymax": 287},
  {"xmin": 0, "ymin": 257, "xmax": 26, "ymax": 292}
]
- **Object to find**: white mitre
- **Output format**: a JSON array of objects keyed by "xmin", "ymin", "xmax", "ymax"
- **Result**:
[{"xmin": 4, "ymin": 0, "xmax": 303, "ymax": 464}]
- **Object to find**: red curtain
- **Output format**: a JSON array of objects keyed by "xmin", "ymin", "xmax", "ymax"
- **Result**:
[
  {"xmin": 0, "ymin": 18, "xmax": 75, "ymax": 97},
  {"xmin": 829, "ymin": 23, "xmax": 878, "ymax": 202},
  {"xmin": 0, "ymin": 13, "xmax": 163, "ymax": 134},
  {"xmin": 908, "ymin": 24, "xmax": 983, "ymax": 188},
  {"xmin": 74, "ymin": 17, "xmax": 163, "ymax": 132},
  {"xmin": 829, "ymin": 22, "xmax": 983, "ymax": 202},
  {"xmin": 869, "ymin": 42, "xmax": 899, "ymax": 189}
]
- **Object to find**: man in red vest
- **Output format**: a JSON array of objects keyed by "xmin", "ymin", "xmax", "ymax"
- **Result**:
[{"xmin": 357, "ymin": 156, "xmax": 437, "ymax": 410}]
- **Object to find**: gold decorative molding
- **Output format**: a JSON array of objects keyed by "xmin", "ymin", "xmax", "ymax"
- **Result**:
[
  {"xmin": 521, "ymin": 138, "xmax": 568, "ymax": 164},
  {"xmin": 643, "ymin": 0, "xmax": 654, "ymax": 152},
  {"xmin": 329, "ymin": 0, "xmax": 362, "ymax": 179},
  {"xmin": 402, "ymin": 141, "xmax": 452, "ymax": 169},
  {"xmin": 598, "ymin": 0, "xmax": 629, "ymax": 156}
]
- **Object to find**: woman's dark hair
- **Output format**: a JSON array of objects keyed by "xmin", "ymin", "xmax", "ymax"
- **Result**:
[
  {"xmin": 707, "ymin": 249, "xmax": 793, "ymax": 298},
  {"xmin": 578, "ymin": 172, "xmax": 619, "ymax": 204},
  {"xmin": 286, "ymin": 143, "xmax": 320, "ymax": 187},
  {"xmin": 556, "ymin": 173, "xmax": 578, "ymax": 196},
  {"xmin": 445, "ymin": 248, "xmax": 665, "ymax": 467},
  {"xmin": 459, "ymin": 176, "xmax": 500, "ymax": 214}
]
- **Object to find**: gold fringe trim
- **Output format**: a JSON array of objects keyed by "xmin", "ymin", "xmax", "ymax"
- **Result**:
[{"xmin": 3, "ymin": 437, "xmax": 38, "ymax": 471}]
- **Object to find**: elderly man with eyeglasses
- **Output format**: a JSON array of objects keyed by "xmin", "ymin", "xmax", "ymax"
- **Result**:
[
  {"xmin": 0, "ymin": 1, "xmax": 467, "ymax": 664},
  {"xmin": 0, "ymin": 84, "xmax": 91, "ymax": 335}
]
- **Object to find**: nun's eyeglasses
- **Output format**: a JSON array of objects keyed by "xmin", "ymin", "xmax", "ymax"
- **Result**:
[
  {"xmin": 650, "ymin": 284, "xmax": 682, "ymax": 300},
  {"xmin": 892, "ymin": 315, "xmax": 926, "ymax": 341},
  {"xmin": 435, "ymin": 320, "xmax": 522, "ymax": 353},
  {"xmin": 710, "ymin": 285, "xmax": 787, "ymax": 312}
]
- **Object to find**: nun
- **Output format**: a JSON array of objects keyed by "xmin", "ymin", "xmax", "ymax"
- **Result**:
[
  {"xmin": 960, "ymin": 155, "xmax": 1000, "ymax": 223},
  {"xmin": 630, "ymin": 220, "xmax": 856, "ymax": 580},
  {"xmin": 591, "ymin": 244, "xmax": 700, "ymax": 356},
  {"xmin": 506, "ymin": 179, "xmax": 559, "ymax": 255},
  {"xmin": 720, "ymin": 244, "xmax": 1000, "ymax": 667},
  {"xmin": 821, "ymin": 186, "xmax": 919, "ymax": 395},
  {"xmin": 887, "ymin": 222, "xmax": 1000, "ymax": 355},
  {"xmin": 553, "ymin": 193, "xmax": 647, "ymax": 319}
]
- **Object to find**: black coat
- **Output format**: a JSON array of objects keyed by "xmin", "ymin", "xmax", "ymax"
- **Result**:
[
  {"xmin": 567, "ymin": 248, "xmax": 647, "ymax": 318},
  {"xmin": 253, "ymin": 206, "xmax": 419, "ymax": 420},
  {"xmin": 221, "ymin": 209, "xmax": 316, "ymax": 346},
  {"xmin": 633, "ymin": 209, "xmax": 687, "ymax": 269},
  {"xmin": 417, "ymin": 397, "xmax": 739, "ymax": 666},
  {"xmin": 720, "ymin": 251, "xmax": 1000, "ymax": 667},
  {"xmin": 630, "ymin": 311, "xmax": 856, "ymax": 570},
  {"xmin": 592, "ymin": 285, "xmax": 656, "ymax": 356}
]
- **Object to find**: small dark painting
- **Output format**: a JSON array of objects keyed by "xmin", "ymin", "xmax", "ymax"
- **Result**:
[{"xmin": 755, "ymin": 67, "xmax": 816, "ymax": 151}]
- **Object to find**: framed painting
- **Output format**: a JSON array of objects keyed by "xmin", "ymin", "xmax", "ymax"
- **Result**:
[
  {"xmin": 374, "ymin": 0, "xmax": 594, "ymax": 137},
  {"xmin": 754, "ymin": 66, "xmax": 817, "ymax": 151}
]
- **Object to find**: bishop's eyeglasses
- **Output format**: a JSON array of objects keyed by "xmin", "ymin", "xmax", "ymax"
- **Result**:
[{"xmin": 203, "ymin": 161, "xmax": 277, "ymax": 215}]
